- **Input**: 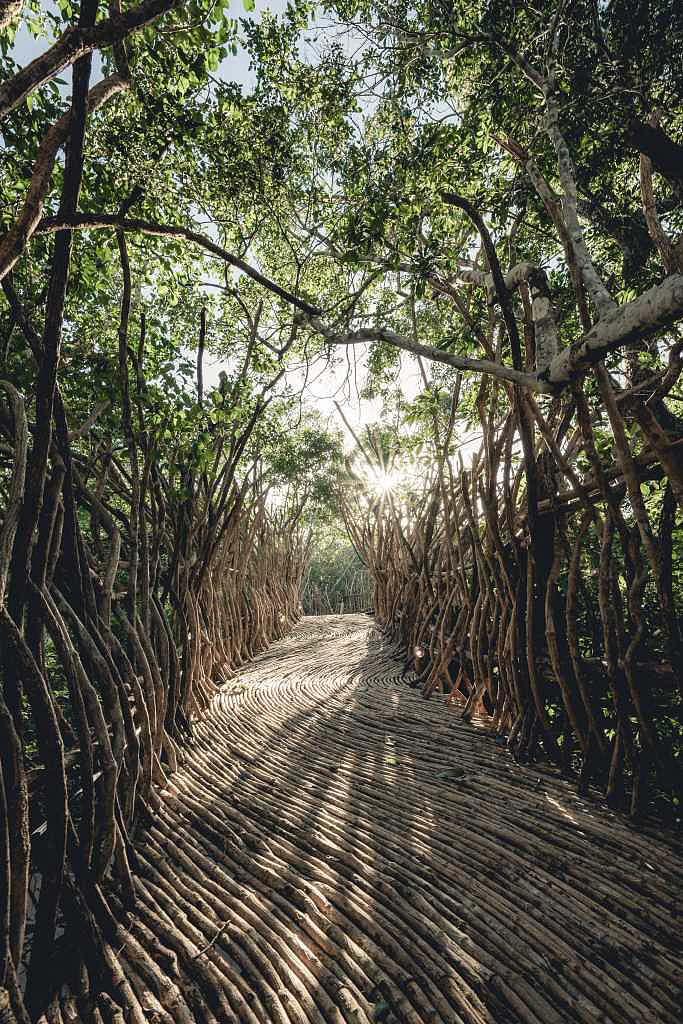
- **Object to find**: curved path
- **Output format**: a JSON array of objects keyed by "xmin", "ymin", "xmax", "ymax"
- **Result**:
[{"xmin": 120, "ymin": 615, "xmax": 682, "ymax": 1024}]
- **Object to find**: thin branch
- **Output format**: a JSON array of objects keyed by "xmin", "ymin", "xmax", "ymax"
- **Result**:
[{"xmin": 35, "ymin": 214, "xmax": 321, "ymax": 317}]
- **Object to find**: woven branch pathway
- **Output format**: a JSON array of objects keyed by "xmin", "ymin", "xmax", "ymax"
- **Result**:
[{"xmin": 120, "ymin": 615, "xmax": 683, "ymax": 1024}]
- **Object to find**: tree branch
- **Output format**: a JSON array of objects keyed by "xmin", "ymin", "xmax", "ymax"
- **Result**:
[
  {"xmin": 0, "ymin": 0, "xmax": 181, "ymax": 121},
  {"xmin": 627, "ymin": 119, "xmax": 683, "ymax": 190},
  {"xmin": 35, "ymin": 214, "xmax": 321, "ymax": 316},
  {"xmin": 0, "ymin": 74, "xmax": 129, "ymax": 282},
  {"xmin": 547, "ymin": 273, "xmax": 683, "ymax": 385},
  {"xmin": 301, "ymin": 317, "xmax": 548, "ymax": 392},
  {"xmin": 543, "ymin": 83, "xmax": 616, "ymax": 319}
]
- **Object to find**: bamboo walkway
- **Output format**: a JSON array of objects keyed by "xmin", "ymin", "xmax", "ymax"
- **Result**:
[{"xmin": 118, "ymin": 615, "xmax": 683, "ymax": 1024}]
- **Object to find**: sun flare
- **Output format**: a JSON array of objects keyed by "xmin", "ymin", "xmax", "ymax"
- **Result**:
[{"xmin": 373, "ymin": 469, "xmax": 400, "ymax": 493}]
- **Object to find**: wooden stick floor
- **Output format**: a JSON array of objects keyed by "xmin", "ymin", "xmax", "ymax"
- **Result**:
[{"xmin": 115, "ymin": 615, "xmax": 683, "ymax": 1024}]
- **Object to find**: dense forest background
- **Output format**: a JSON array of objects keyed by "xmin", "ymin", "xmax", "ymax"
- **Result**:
[{"xmin": 1, "ymin": 0, "xmax": 683, "ymax": 1018}]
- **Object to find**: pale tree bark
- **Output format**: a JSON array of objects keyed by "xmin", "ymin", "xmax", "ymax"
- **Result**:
[
  {"xmin": 305, "ymin": 274, "xmax": 683, "ymax": 395},
  {"xmin": 304, "ymin": 317, "xmax": 546, "ymax": 390},
  {"xmin": 546, "ymin": 275, "xmax": 683, "ymax": 386},
  {"xmin": 638, "ymin": 113, "xmax": 683, "ymax": 275},
  {"xmin": 543, "ymin": 86, "xmax": 616, "ymax": 321}
]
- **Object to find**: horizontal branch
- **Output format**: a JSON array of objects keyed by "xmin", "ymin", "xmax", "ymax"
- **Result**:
[
  {"xmin": 68, "ymin": 400, "xmax": 109, "ymax": 441},
  {"xmin": 434, "ymin": 262, "xmax": 683, "ymax": 389},
  {"xmin": 304, "ymin": 272, "xmax": 683, "ymax": 395},
  {"xmin": 34, "ymin": 233, "xmax": 683, "ymax": 393},
  {"xmin": 35, "ymin": 214, "xmax": 321, "ymax": 317},
  {"xmin": 302, "ymin": 318, "xmax": 549, "ymax": 392},
  {"xmin": 526, "ymin": 440, "xmax": 683, "ymax": 515}
]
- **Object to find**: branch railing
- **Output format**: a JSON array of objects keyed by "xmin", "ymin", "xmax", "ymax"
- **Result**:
[
  {"xmin": 341, "ymin": 369, "xmax": 683, "ymax": 825},
  {"xmin": 0, "ymin": 374, "xmax": 311, "ymax": 1019}
]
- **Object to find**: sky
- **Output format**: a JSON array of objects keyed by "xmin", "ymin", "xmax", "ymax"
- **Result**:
[
  {"xmin": 8, "ymin": 0, "xmax": 426, "ymax": 449},
  {"xmin": 11, "ymin": 0, "xmax": 287, "ymax": 85}
]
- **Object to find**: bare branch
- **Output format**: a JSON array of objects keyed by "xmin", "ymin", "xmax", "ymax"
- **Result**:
[
  {"xmin": 543, "ymin": 84, "xmax": 616, "ymax": 319},
  {"xmin": 67, "ymin": 400, "xmax": 109, "ymax": 441},
  {"xmin": 638, "ymin": 113, "xmax": 682, "ymax": 275},
  {"xmin": 547, "ymin": 274, "xmax": 683, "ymax": 386}
]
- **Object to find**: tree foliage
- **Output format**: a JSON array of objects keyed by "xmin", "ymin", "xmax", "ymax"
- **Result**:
[{"xmin": 1, "ymin": 0, "xmax": 683, "ymax": 1017}]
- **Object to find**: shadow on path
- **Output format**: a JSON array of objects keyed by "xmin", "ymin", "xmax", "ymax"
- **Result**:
[{"xmin": 124, "ymin": 615, "xmax": 683, "ymax": 1024}]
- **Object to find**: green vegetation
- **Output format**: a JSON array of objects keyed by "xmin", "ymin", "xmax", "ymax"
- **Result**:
[
  {"xmin": 1, "ymin": 0, "xmax": 683, "ymax": 1017},
  {"xmin": 302, "ymin": 526, "xmax": 372, "ymax": 614}
]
